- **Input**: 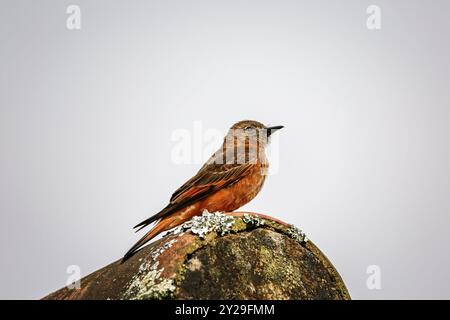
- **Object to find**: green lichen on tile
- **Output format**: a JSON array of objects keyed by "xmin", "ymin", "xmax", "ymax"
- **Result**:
[
  {"xmin": 243, "ymin": 213, "xmax": 265, "ymax": 227},
  {"xmin": 150, "ymin": 238, "xmax": 178, "ymax": 261},
  {"xmin": 229, "ymin": 217, "xmax": 248, "ymax": 232},
  {"xmin": 166, "ymin": 210, "xmax": 236, "ymax": 239},
  {"xmin": 189, "ymin": 211, "xmax": 236, "ymax": 238},
  {"xmin": 285, "ymin": 225, "xmax": 308, "ymax": 244},
  {"xmin": 122, "ymin": 261, "xmax": 176, "ymax": 300},
  {"xmin": 122, "ymin": 237, "xmax": 180, "ymax": 300}
]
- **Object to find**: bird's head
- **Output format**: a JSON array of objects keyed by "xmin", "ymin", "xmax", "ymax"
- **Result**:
[
  {"xmin": 214, "ymin": 120, "xmax": 283, "ymax": 165},
  {"xmin": 226, "ymin": 120, "xmax": 284, "ymax": 146}
]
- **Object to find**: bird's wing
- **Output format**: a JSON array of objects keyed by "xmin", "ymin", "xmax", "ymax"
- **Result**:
[
  {"xmin": 170, "ymin": 161, "xmax": 253, "ymax": 202},
  {"xmin": 133, "ymin": 160, "xmax": 254, "ymax": 231},
  {"xmin": 169, "ymin": 142, "xmax": 259, "ymax": 203}
]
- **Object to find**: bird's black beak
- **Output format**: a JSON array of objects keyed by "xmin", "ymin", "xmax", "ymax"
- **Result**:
[{"xmin": 266, "ymin": 125, "xmax": 284, "ymax": 136}]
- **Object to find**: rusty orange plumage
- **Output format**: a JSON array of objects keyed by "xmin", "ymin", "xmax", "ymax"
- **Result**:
[{"xmin": 122, "ymin": 120, "xmax": 283, "ymax": 261}]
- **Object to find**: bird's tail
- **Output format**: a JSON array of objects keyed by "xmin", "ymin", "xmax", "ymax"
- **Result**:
[{"xmin": 121, "ymin": 217, "xmax": 174, "ymax": 263}]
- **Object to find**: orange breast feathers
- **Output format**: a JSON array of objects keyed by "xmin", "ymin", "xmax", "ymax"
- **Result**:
[{"xmin": 199, "ymin": 162, "xmax": 267, "ymax": 214}]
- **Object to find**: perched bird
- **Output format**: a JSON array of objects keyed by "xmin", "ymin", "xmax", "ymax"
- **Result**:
[{"xmin": 122, "ymin": 120, "xmax": 283, "ymax": 261}]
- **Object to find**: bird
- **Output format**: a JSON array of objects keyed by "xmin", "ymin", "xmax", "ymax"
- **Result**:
[{"xmin": 122, "ymin": 120, "xmax": 283, "ymax": 262}]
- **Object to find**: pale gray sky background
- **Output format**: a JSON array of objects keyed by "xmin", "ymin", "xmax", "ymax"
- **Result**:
[{"xmin": 1, "ymin": 0, "xmax": 450, "ymax": 299}]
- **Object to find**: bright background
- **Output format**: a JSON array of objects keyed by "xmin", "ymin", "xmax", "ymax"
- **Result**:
[{"xmin": 1, "ymin": 0, "xmax": 450, "ymax": 299}]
